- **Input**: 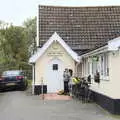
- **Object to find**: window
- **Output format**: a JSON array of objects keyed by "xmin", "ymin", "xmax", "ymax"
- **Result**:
[
  {"xmin": 104, "ymin": 53, "xmax": 109, "ymax": 76},
  {"xmin": 85, "ymin": 58, "xmax": 89, "ymax": 75},
  {"xmin": 100, "ymin": 53, "xmax": 109, "ymax": 77},
  {"xmin": 2, "ymin": 71, "xmax": 23, "ymax": 76},
  {"xmin": 92, "ymin": 61, "xmax": 98, "ymax": 75},
  {"xmin": 88, "ymin": 62, "xmax": 90, "ymax": 75},
  {"xmin": 101, "ymin": 55, "xmax": 104, "ymax": 75},
  {"xmin": 53, "ymin": 64, "xmax": 58, "ymax": 71}
]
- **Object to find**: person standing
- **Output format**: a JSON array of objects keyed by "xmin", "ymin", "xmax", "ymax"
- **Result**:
[{"xmin": 63, "ymin": 68, "xmax": 70, "ymax": 94}]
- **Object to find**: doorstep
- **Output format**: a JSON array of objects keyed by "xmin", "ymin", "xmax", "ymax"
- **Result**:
[{"xmin": 40, "ymin": 93, "xmax": 72, "ymax": 100}]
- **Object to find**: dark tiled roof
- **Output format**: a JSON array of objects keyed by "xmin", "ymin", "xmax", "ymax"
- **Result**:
[{"xmin": 38, "ymin": 5, "xmax": 120, "ymax": 51}]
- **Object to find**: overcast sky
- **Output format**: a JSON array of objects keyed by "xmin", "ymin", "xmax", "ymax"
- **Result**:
[{"xmin": 0, "ymin": 0, "xmax": 120, "ymax": 26}]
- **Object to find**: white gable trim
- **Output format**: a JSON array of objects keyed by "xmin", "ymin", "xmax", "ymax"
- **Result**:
[{"xmin": 29, "ymin": 32, "xmax": 80, "ymax": 63}]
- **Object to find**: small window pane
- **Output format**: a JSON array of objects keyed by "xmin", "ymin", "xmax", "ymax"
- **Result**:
[{"xmin": 53, "ymin": 64, "xmax": 58, "ymax": 70}]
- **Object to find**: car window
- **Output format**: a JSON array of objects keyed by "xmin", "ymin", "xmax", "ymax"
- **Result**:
[
  {"xmin": 20, "ymin": 72, "xmax": 25, "ymax": 76},
  {"xmin": 2, "ymin": 71, "xmax": 22, "ymax": 76}
]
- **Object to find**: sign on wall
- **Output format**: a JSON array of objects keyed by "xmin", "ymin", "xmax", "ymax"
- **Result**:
[
  {"xmin": 47, "ymin": 42, "xmax": 64, "ymax": 57},
  {"xmin": 47, "ymin": 51, "xmax": 64, "ymax": 56}
]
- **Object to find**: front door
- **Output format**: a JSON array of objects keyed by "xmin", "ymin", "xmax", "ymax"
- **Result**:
[{"xmin": 45, "ymin": 59, "xmax": 64, "ymax": 93}]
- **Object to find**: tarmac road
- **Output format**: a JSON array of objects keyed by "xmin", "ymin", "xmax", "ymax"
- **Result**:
[{"xmin": 0, "ymin": 89, "xmax": 119, "ymax": 120}]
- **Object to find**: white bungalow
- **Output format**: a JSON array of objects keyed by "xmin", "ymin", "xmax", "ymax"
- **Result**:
[{"xmin": 29, "ymin": 32, "xmax": 79, "ymax": 94}]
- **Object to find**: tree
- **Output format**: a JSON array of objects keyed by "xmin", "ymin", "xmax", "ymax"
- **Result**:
[
  {"xmin": 0, "ymin": 20, "xmax": 9, "ymax": 29},
  {"xmin": 0, "ymin": 25, "xmax": 29, "ymax": 69},
  {"xmin": 23, "ymin": 17, "xmax": 37, "ymax": 56},
  {"xmin": 0, "ymin": 17, "xmax": 36, "ymax": 73},
  {"xmin": 0, "ymin": 21, "xmax": 9, "ymax": 68}
]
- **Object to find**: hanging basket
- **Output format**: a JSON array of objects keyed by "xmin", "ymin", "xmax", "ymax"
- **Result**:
[{"xmin": 92, "ymin": 56, "xmax": 99, "ymax": 61}]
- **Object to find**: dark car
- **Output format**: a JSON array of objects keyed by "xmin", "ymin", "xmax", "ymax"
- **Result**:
[{"xmin": 0, "ymin": 70, "xmax": 28, "ymax": 91}]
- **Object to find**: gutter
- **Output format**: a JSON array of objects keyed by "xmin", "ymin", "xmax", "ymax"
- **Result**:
[{"xmin": 80, "ymin": 45, "xmax": 108, "ymax": 58}]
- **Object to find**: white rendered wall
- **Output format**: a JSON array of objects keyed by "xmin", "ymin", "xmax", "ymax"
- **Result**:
[
  {"xmin": 82, "ymin": 51, "xmax": 120, "ymax": 99},
  {"xmin": 35, "ymin": 41, "xmax": 75, "ymax": 85},
  {"xmin": 108, "ymin": 51, "xmax": 120, "ymax": 99}
]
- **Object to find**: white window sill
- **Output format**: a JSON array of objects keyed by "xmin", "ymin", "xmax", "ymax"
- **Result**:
[
  {"xmin": 90, "ymin": 75, "xmax": 109, "ymax": 81},
  {"xmin": 100, "ymin": 75, "xmax": 109, "ymax": 81}
]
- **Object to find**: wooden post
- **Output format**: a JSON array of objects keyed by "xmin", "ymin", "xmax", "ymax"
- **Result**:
[
  {"xmin": 32, "ymin": 64, "xmax": 35, "ymax": 95},
  {"xmin": 41, "ymin": 77, "xmax": 44, "ymax": 100}
]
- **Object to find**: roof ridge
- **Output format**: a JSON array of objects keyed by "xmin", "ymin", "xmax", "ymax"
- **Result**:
[{"xmin": 39, "ymin": 5, "xmax": 120, "ymax": 8}]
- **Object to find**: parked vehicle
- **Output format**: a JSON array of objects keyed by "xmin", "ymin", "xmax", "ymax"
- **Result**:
[{"xmin": 0, "ymin": 70, "xmax": 28, "ymax": 91}]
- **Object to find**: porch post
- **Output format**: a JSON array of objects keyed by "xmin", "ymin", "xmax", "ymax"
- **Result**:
[{"xmin": 75, "ymin": 62, "xmax": 79, "ymax": 77}]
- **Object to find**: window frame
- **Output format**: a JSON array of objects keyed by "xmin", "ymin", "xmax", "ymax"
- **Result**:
[{"xmin": 100, "ymin": 53, "xmax": 109, "ymax": 81}]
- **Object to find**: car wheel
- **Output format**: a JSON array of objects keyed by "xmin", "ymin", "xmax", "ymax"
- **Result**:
[{"xmin": 0, "ymin": 85, "xmax": 5, "ymax": 92}]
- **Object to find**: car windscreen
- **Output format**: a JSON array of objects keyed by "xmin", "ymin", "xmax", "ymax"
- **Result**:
[{"xmin": 2, "ymin": 71, "xmax": 22, "ymax": 76}]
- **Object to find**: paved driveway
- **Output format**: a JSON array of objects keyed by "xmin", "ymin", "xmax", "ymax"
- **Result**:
[{"xmin": 0, "ymin": 89, "xmax": 119, "ymax": 120}]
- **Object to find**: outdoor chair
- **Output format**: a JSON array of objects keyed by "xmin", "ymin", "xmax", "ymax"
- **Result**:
[
  {"xmin": 78, "ymin": 81, "xmax": 91, "ymax": 103},
  {"xmin": 74, "ymin": 83, "xmax": 82, "ymax": 99},
  {"xmin": 77, "ymin": 86, "xmax": 85, "ymax": 101},
  {"xmin": 71, "ymin": 79, "xmax": 93, "ymax": 103}
]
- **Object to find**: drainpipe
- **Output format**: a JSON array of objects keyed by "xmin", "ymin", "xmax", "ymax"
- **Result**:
[
  {"xmin": 75, "ymin": 56, "xmax": 82, "ymax": 77},
  {"xmin": 32, "ymin": 63, "xmax": 35, "ymax": 95}
]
